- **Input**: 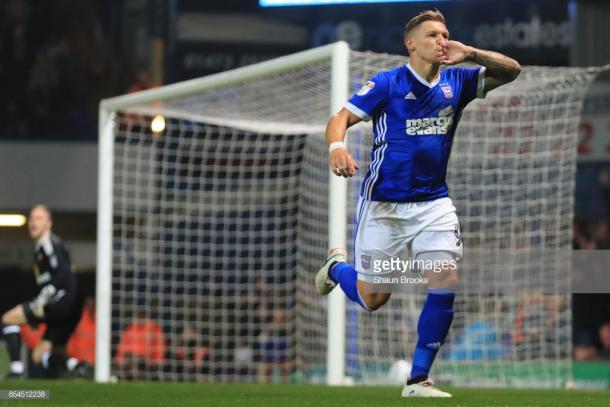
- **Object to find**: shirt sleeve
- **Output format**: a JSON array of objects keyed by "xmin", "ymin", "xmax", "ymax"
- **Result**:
[
  {"xmin": 47, "ymin": 240, "xmax": 72, "ymax": 289},
  {"xmin": 458, "ymin": 66, "xmax": 486, "ymax": 105},
  {"xmin": 344, "ymin": 71, "xmax": 390, "ymax": 122}
]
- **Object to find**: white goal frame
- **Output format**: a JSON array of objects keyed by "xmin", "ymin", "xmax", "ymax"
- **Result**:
[{"xmin": 95, "ymin": 41, "xmax": 351, "ymax": 384}]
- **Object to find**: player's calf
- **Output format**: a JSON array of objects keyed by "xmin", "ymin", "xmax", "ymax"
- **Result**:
[
  {"xmin": 407, "ymin": 252, "xmax": 458, "ymax": 386},
  {"xmin": 355, "ymin": 284, "xmax": 391, "ymax": 311},
  {"xmin": 2, "ymin": 323, "xmax": 25, "ymax": 379},
  {"xmin": 2, "ymin": 306, "xmax": 29, "ymax": 379}
]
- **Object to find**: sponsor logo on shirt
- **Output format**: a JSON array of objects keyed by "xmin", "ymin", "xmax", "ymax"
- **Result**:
[
  {"xmin": 406, "ymin": 115, "xmax": 454, "ymax": 135},
  {"xmin": 357, "ymin": 81, "xmax": 375, "ymax": 96}
]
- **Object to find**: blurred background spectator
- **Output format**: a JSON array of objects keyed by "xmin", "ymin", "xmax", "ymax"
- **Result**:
[
  {"xmin": 258, "ymin": 309, "xmax": 293, "ymax": 383},
  {"xmin": 114, "ymin": 308, "xmax": 166, "ymax": 381},
  {"xmin": 599, "ymin": 323, "xmax": 610, "ymax": 360}
]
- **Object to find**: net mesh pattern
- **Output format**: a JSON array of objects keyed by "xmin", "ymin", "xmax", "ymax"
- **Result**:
[{"xmin": 107, "ymin": 49, "xmax": 604, "ymax": 385}]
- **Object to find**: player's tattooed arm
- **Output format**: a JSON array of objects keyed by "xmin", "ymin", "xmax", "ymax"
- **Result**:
[
  {"xmin": 441, "ymin": 40, "xmax": 521, "ymax": 93},
  {"xmin": 467, "ymin": 48, "xmax": 521, "ymax": 92}
]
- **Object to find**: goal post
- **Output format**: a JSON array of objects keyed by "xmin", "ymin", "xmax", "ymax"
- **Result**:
[
  {"xmin": 95, "ymin": 108, "xmax": 115, "ymax": 382},
  {"xmin": 96, "ymin": 41, "xmax": 351, "ymax": 384},
  {"xmin": 96, "ymin": 41, "xmax": 608, "ymax": 386},
  {"xmin": 326, "ymin": 42, "xmax": 350, "ymax": 386}
]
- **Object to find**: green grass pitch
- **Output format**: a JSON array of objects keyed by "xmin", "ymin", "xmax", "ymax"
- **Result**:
[{"xmin": 1, "ymin": 382, "xmax": 609, "ymax": 407}]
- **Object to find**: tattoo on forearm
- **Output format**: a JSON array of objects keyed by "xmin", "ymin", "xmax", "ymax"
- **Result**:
[{"xmin": 470, "ymin": 49, "xmax": 521, "ymax": 81}]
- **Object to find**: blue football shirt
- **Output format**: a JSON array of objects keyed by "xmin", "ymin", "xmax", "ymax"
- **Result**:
[{"xmin": 345, "ymin": 63, "xmax": 486, "ymax": 202}]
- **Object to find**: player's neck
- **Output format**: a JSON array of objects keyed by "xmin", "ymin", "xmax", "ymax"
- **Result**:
[
  {"xmin": 408, "ymin": 58, "xmax": 441, "ymax": 84},
  {"xmin": 34, "ymin": 230, "xmax": 51, "ymax": 248}
]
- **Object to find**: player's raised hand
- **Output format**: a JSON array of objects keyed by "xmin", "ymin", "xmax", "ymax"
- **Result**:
[
  {"xmin": 440, "ymin": 40, "xmax": 472, "ymax": 66},
  {"xmin": 330, "ymin": 148, "xmax": 359, "ymax": 178}
]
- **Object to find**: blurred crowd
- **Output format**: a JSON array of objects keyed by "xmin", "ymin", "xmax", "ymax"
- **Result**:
[
  {"xmin": 111, "ymin": 276, "xmax": 295, "ymax": 383},
  {"xmin": 573, "ymin": 167, "xmax": 610, "ymax": 361},
  {"xmin": 443, "ymin": 166, "xmax": 610, "ymax": 364},
  {"xmin": 1, "ymin": 0, "xmax": 111, "ymax": 140},
  {"xmin": 447, "ymin": 292, "xmax": 569, "ymax": 362},
  {"xmin": 573, "ymin": 167, "xmax": 610, "ymax": 251}
]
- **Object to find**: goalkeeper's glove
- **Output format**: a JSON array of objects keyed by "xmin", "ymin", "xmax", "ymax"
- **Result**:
[{"xmin": 29, "ymin": 285, "xmax": 57, "ymax": 318}]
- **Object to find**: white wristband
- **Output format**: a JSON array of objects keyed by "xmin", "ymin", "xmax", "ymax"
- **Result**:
[{"xmin": 328, "ymin": 141, "xmax": 346, "ymax": 153}]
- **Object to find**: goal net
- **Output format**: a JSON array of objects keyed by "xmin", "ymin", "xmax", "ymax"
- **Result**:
[{"xmin": 96, "ymin": 42, "xmax": 606, "ymax": 386}]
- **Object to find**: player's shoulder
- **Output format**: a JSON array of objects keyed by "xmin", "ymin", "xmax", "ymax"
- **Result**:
[
  {"xmin": 369, "ymin": 66, "xmax": 408, "ymax": 91},
  {"xmin": 388, "ymin": 64, "xmax": 407, "ymax": 75},
  {"xmin": 440, "ymin": 66, "xmax": 464, "ymax": 78},
  {"xmin": 441, "ymin": 65, "xmax": 480, "ymax": 80},
  {"xmin": 382, "ymin": 65, "xmax": 408, "ymax": 81},
  {"xmin": 370, "ymin": 65, "xmax": 407, "ymax": 81}
]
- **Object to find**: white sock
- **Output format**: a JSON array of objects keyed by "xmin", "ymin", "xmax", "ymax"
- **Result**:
[
  {"xmin": 10, "ymin": 361, "xmax": 24, "ymax": 374},
  {"xmin": 41, "ymin": 351, "xmax": 51, "ymax": 369},
  {"xmin": 2, "ymin": 325, "xmax": 20, "ymax": 335},
  {"xmin": 66, "ymin": 357, "xmax": 79, "ymax": 371}
]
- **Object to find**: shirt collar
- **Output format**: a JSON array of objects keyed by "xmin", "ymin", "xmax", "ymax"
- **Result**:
[
  {"xmin": 406, "ymin": 63, "xmax": 441, "ymax": 88},
  {"xmin": 35, "ymin": 231, "xmax": 51, "ymax": 251}
]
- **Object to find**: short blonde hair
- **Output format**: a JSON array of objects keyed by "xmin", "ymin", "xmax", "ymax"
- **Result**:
[
  {"xmin": 403, "ymin": 10, "xmax": 446, "ymax": 39},
  {"xmin": 31, "ymin": 204, "xmax": 52, "ymax": 221}
]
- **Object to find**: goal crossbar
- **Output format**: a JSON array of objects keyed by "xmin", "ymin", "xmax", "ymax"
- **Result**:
[{"xmin": 100, "ymin": 42, "xmax": 348, "ymax": 112}]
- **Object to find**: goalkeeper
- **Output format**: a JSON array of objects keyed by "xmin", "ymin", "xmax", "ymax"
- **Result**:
[
  {"xmin": 1, "ymin": 205, "xmax": 88, "ymax": 379},
  {"xmin": 316, "ymin": 10, "xmax": 520, "ymax": 398}
]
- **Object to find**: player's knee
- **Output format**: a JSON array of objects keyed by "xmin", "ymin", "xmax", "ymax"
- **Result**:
[
  {"xmin": 426, "ymin": 266, "xmax": 459, "ymax": 289},
  {"xmin": 440, "ymin": 267, "xmax": 459, "ymax": 286},
  {"xmin": 2, "ymin": 309, "xmax": 18, "ymax": 325},
  {"xmin": 416, "ymin": 251, "xmax": 459, "ymax": 289}
]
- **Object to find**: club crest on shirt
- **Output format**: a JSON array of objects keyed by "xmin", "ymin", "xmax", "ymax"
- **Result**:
[
  {"xmin": 357, "ymin": 81, "xmax": 375, "ymax": 96},
  {"xmin": 361, "ymin": 254, "xmax": 372, "ymax": 270},
  {"xmin": 441, "ymin": 83, "xmax": 453, "ymax": 99}
]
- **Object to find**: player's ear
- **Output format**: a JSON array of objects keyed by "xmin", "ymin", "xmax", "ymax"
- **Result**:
[{"xmin": 404, "ymin": 37, "xmax": 414, "ymax": 54}]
